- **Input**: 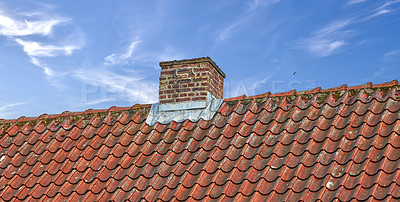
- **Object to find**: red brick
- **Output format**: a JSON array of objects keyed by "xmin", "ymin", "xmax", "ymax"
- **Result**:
[
  {"xmin": 160, "ymin": 99, "xmax": 174, "ymax": 104},
  {"xmin": 176, "ymin": 98, "xmax": 190, "ymax": 102},
  {"xmin": 192, "ymin": 97, "xmax": 207, "ymax": 101},
  {"xmin": 176, "ymin": 88, "xmax": 190, "ymax": 93},
  {"xmin": 162, "ymin": 70, "xmax": 176, "ymax": 74}
]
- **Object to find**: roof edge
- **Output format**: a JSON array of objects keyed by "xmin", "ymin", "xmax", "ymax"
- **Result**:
[
  {"xmin": 0, "ymin": 104, "xmax": 152, "ymax": 124},
  {"xmin": 224, "ymin": 79, "xmax": 399, "ymax": 101}
]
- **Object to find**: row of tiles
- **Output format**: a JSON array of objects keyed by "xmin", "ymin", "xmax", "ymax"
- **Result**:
[
  {"xmin": 2, "ymin": 118, "xmax": 399, "ymax": 154},
  {"xmin": 2, "ymin": 157, "xmax": 399, "ymax": 191},
  {"xmin": 1, "ymin": 87, "xmax": 399, "ymax": 137},
  {"xmin": 1, "ymin": 177, "xmax": 399, "ymax": 201}
]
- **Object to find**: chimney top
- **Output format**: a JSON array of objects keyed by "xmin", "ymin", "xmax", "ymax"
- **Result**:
[{"xmin": 160, "ymin": 57, "xmax": 226, "ymax": 78}]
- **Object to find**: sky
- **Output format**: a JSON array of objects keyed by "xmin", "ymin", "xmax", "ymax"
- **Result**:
[{"xmin": 0, "ymin": 0, "xmax": 400, "ymax": 119}]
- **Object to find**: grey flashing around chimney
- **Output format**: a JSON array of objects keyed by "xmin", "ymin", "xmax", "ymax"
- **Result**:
[
  {"xmin": 146, "ymin": 93, "xmax": 223, "ymax": 126},
  {"xmin": 159, "ymin": 92, "xmax": 214, "ymax": 111}
]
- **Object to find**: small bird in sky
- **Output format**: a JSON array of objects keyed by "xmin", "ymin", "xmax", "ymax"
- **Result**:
[{"xmin": 293, "ymin": 72, "xmax": 296, "ymax": 75}]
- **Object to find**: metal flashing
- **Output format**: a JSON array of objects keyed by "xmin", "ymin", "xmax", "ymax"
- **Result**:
[{"xmin": 146, "ymin": 94, "xmax": 223, "ymax": 125}]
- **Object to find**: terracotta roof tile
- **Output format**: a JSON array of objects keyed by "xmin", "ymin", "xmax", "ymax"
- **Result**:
[{"xmin": 0, "ymin": 81, "xmax": 400, "ymax": 201}]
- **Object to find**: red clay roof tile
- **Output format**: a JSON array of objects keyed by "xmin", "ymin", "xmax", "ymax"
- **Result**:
[{"xmin": 0, "ymin": 81, "xmax": 400, "ymax": 201}]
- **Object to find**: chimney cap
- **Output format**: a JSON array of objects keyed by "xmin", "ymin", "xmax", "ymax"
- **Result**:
[{"xmin": 159, "ymin": 57, "xmax": 226, "ymax": 78}]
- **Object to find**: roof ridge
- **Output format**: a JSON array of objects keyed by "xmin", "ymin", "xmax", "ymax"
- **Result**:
[
  {"xmin": 228, "ymin": 80, "xmax": 399, "ymax": 101},
  {"xmin": 0, "ymin": 80, "xmax": 398, "ymax": 123},
  {"xmin": 0, "ymin": 104, "xmax": 152, "ymax": 124}
]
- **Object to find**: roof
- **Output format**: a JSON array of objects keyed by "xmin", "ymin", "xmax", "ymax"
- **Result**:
[{"xmin": 0, "ymin": 80, "xmax": 399, "ymax": 201}]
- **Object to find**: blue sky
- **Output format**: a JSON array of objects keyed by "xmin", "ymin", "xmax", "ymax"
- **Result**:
[{"xmin": 0, "ymin": 0, "xmax": 400, "ymax": 119}]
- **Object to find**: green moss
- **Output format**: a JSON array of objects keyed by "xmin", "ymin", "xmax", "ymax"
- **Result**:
[
  {"xmin": 1, "ymin": 122, "xmax": 12, "ymax": 130},
  {"xmin": 55, "ymin": 116, "xmax": 65, "ymax": 123},
  {"xmin": 111, "ymin": 111, "xmax": 122, "ymax": 117},
  {"xmin": 348, "ymin": 89, "xmax": 360, "ymax": 96},
  {"xmin": 241, "ymin": 98, "xmax": 253, "ymax": 105},
  {"xmin": 380, "ymin": 87, "xmax": 391, "ymax": 94},
  {"xmin": 332, "ymin": 92, "xmax": 342, "ymax": 101},
  {"xmin": 70, "ymin": 115, "xmax": 81, "ymax": 122},
  {"xmin": 138, "ymin": 108, "xmax": 149, "ymax": 117},
  {"xmin": 255, "ymin": 97, "xmax": 267, "ymax": 103},
  {"xmin": 286, "ymin": 95, "xmax": 297, "ymax": 103},
  {"xmin": 300, "ymin": 94, "xmax": 313, "ymax": 101},
  {"xmin": 16, "ymin": 121, "xmax": 27, "ymax": 127},
  {"xmin": 271, "ymin": 96, "xmax": 282, "ymax": 103},
  {"xmin": 42, "ymin": 118, "xmax": 53, "ymax": 126},
  {"xmin": 316, "ymin": 92, "xmax": 329, "ymax": 104},
  {"xmin": 29, "ymin": 120, "xmax": 39, "ymax": 127},
  {"xmin": 225, "ymin": 100, "xmax": 239, "ymax": 106},
  {"xmin": 97, "ymin": 112, "xmax": 108, "ymax": 120}
]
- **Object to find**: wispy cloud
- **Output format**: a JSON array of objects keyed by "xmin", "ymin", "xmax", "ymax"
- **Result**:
[
  {"xmin": 217, "ymin": 19, "xmax": 246, "ymax": 41},
  {"xmin": 225, "ymin": 67, "xmax": 279, "ymax": 97},
  {"xmin": 0, "ymin": 13, "xmax": 67, "ymax": 37},
  {"xmin": 74, "ymin": 68, "xmax": 158, "ymax": 104},
  {"xmin": 347, "ymin": 0, "xmax": 368, "ymax": 5},
  {"xmin": 308, "ymin": 40, "xmax": 347, "ymax": 57},
  {"xmin": 293, "ymin": 19, "xmax": 353, "ymax": 57},
  {"xmin": 71, "ymin": 97, "xmax": 116, "ymax": 108},
  {"xmin": 384, "ymin": 49, "xmax": 400, "ymax": 59},
  {"xmin": 0, "ymin": 100, "xmax": 32, "ymax": 119},
  {"xmin": 104, "ymin": 40, "xmax": 141, "ymax": 65},
  {"xmin": 373, "ymin": 66, "xmax": 387, "ymax": 77},
  {"xmin": 0, "ymin": 4, "xmax": 84, "ymax": 78},
  {"xmin": 364, "ymin": 8, "xmax": 391, "ymax": 20},
  {"xmin": 293, "ymin": 0, "xmax": 400, "ymax": 57},
  {"xmin": 363, "ymin": 0, "xmax": 400, "ymax": 20},
  {"xmin": 246, "ymin": 0, "xmax": 281, "ymax": 11},
  {"xmin": 30, "ymin": 56, "xmax": 54, "ymax": 77},
  {"xmin": 15, "ymin": 39, "xmax": 79, "ymax": 57},
  {"xmin": 216, "ymin": 0, "xmax": 280, "ymax": 42},
  {"xmin": 347, "ymin": 0, "xmax": 400, "ymax": 21}
]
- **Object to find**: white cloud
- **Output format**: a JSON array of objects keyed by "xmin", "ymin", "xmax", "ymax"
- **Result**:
[
  {"xmin": 104, "ymin": 40, "xmax": 141, "ymax": 65},
  {"xmin": 0, "ymin": 15, "xmax": 66, "ymax": 37},
  {"xmin": 0, "ymin": 4, "xmax": 67, "ymax": 38},
  {"xmin": 375, "ymin": 0, "xmax": 400, "ymax": 11},
  {"xmin": 364, "ymin": 8, "xmax": 391, "ymax": 20},
  {"xmin": 0, "ymin": 5, "xmax": 84, "ymax": 78},
  {"xmin": 217, "ymin": 20, "xmax": 244, "ymax": 41},
  {"xmin": 363, "ymin": 0, "xmax": 400, "ymax": 20},
  {"xmin": 216, "ymin": 0, "xmax": 280, "ymax": 42},
  {"xmin": 373, "ymin": 66, "xmax": 386, "ymax": 77},
  {"xmin": 247, "ymin": 0, "xmax": 281, "ymax": 11},
  {"xmin": 294, "ymin": 19, "xmax": 353, "ymax": 57},
  {"xmin": 74, "ymin": 68, "xmax": 158, "ymax": 104},
  {"xmin": 30, "ymin": 56, "xmax": 54, "ymax": 77},
  {"xmin": 0, "ymin": 100, "xmax": 32, "ymax": 119},
  {"xmin": 314, "ymin": 20, "xmax": 352, "ymax": 36},
  {"xmin": 308, "ymin": 40, "xmax": 347, "ymax": 57},
  {"xmin": 0, "ymin": 7, "xmax": 65, "ymax": 39},
  {"xmin": 347, "ymin": 0, "xmax": 367, "ymax": 5},
  {"xmin": 72, "ymin": 97, "xmax": 116, "ymax": 108},
  {"xmin": 384, "ymin": 49, "xmax": 400, "ymax": 59},
  {"xmin": 294, "ymin": 0, "xmax": 400, "ymax": 57},
  {"xmin": 15, "ymin": 38, "xmax": 79, "ymax": 57}
]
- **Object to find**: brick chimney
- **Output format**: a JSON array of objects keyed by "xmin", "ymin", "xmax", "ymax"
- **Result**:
[{"xmin": 159, "ymin": 57, "xmax": 225, "ymax": 111}]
